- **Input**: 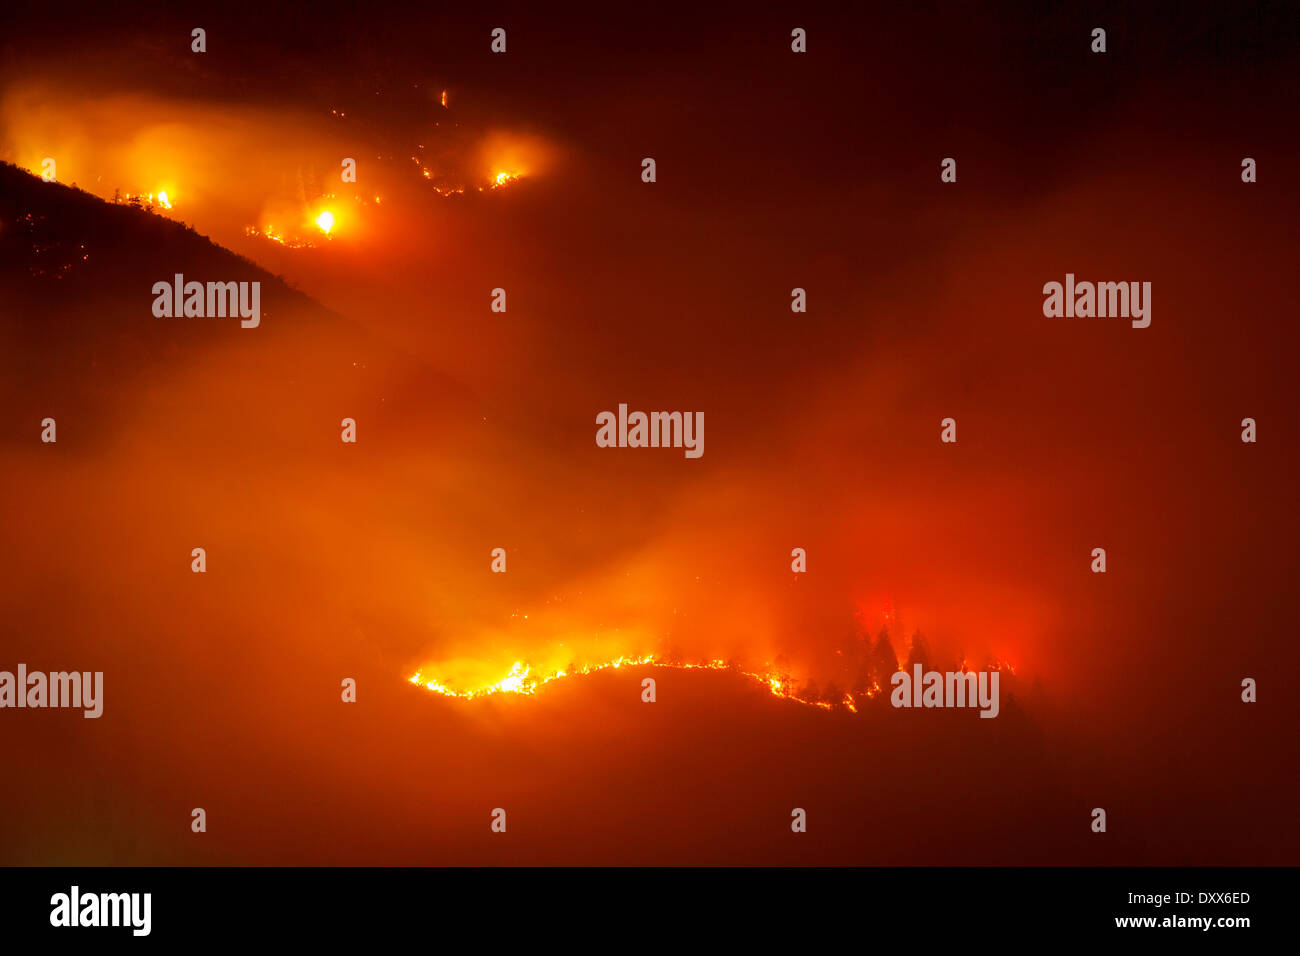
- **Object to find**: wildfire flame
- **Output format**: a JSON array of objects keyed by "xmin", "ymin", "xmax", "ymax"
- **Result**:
[
  {"xmin": 408, "ymin": 646, "xmax": 1019, "ymax": 714},
  {"xmin": 244, "ymin": 223, "xmax": 317, "ymax": 248},
  {"xmin": 415, "ymin": 164, "xmax": 521, "ymax": 195},
  {"xmin": 315, "ymin": 210, "xmax": 335, "ymax": 234},
  {"xmin": 116, "ymin": 190, "xmax": 174, "ymax": 212},
  {"xmin": 408, "ymin": 654, "xmax": 885, "ymax": 712}
]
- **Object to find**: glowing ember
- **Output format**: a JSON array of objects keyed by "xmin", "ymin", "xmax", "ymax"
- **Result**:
[
  {"xmin": 415, "ymin": 163, "xmax": 520, "ymax": 196},
  {"xmin": 315, "ymin": 210, "xmax": 335, "ymax": 234},
  {"xmin": 244, "ymin": 224, "xmax": 316, "ymax": 248}
]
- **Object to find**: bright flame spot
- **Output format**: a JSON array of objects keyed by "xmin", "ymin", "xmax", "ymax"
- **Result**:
[
  {"xmin": 157, "ymin": 190, "xmax": 171, "ymax": 209},
  {"xmin": 440, "ymin": 89, "xmax": 448, "ymax": 108},
  {"xmin": 315, "ymin": 210, "xmax": 335, "ymax": 234}
]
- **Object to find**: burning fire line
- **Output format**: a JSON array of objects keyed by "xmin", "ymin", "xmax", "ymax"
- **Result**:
[
  {"xmin": 408, "ymin": 653, "xmax": 1017, "ymax": 713},
  {"xmin": 408, "ymin": 655, "xmax": 884, "ymax": 713}
]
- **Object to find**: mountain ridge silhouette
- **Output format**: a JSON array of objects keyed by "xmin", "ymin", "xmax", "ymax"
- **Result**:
[{"xmin": 0, "ymin": 160, "xmax": 479, "ymax": 450}]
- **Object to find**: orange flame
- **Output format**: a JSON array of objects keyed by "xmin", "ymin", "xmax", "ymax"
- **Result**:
[
  {"xmin": 408, "ymin": 650, "xmax": 1016, "ymax": 712},
  {"xmin": 407, "ymin": 653, "xmax": 884, "ymax": 711}
]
